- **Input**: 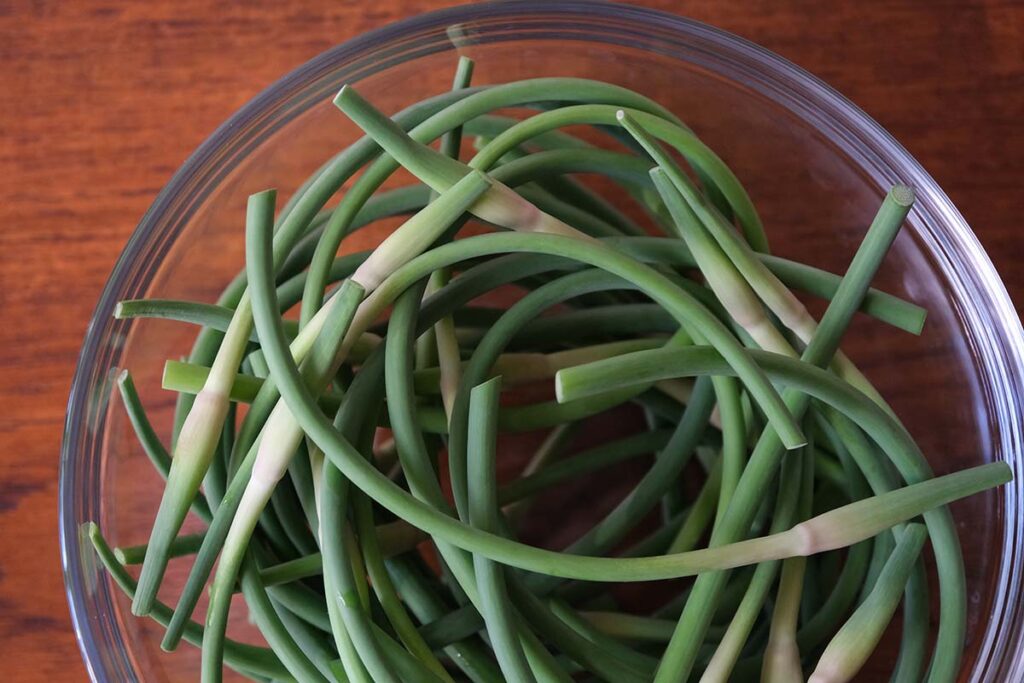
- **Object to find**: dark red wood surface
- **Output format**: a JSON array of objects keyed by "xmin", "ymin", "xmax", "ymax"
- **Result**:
[{"xmin": 1, "ymin": 1, "xmax": 1021, "ymax": 679}]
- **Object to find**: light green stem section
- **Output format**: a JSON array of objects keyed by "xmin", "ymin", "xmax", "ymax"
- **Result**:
[{"xmin": 809, "ymin": 524, "xmax": 928, "ymax": 683}]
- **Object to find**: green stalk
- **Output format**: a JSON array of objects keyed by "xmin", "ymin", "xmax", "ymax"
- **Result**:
[
  {"xmin": 713, "ymin": 376, "xmax": 746, "ymax": 529},
  {"xmin": 132, "ymin": 191, "xmax": 275, "ymax": 617},
  {"xmin": 634, "ymin": 125, "xmax": 792, "ymax": 356},
  {"xmin": 665, "ymin": 454, "xmax": 722, "ymax": 554},
  {"xmin": 809, "ymin": 525, "xmax": 928, "ymax": 683},
  {"xmin": 115, "ymin": 532, "xmax": 205, "ymax": 565},
  {"xmin": 116, "ymin": 370, "xmax": 212, "ymax": 522},
  {"xmin": 413, "ymin": 339, "xmax": 662, "ymax": 393},
  {"xmin": 423, "ymin": 57, "xmax": 477, "ymax": 417},
  {"xmin": 468, "ymin": 377, "xmax": 536, "ymax": 682},
  {"xmin": 761, "ymin": 446, "xmax": 815, "ymax": 683}
]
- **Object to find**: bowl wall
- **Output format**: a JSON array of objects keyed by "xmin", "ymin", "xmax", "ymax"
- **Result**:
[{"xmin": 61, "ymin": 3, "xmax": 1024, "ymax": 680}]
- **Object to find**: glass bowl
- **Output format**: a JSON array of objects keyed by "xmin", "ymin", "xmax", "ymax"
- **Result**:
[{"xmin": 60, "ymin": 2, "xmax": 1024, "ymax": 680}]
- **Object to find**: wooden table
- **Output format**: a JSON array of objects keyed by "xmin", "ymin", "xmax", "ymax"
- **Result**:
[{"xmin": 1, "ymin": 1, "xmax": 1021, "ymax": 679}]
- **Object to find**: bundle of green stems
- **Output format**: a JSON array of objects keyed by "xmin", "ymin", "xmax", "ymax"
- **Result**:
[{"xmin": 91, "ymin": 58, "xmax": 1012, "ymax": 683}]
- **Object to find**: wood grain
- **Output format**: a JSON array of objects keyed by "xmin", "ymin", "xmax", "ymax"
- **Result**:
[{"xmin": 0, "ymin": 1, "xmax": 1021, "ymax": 679}]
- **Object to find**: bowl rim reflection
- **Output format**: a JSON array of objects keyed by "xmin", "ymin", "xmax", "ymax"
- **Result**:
[{"xmin": 60, "ymin": 1, "xmax": 1024, "ymax": 680}]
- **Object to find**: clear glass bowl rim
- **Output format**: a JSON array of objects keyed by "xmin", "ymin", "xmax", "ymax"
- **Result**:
[{"xmin": 59, "ymin": 1, "xmax": 1024, "ymax": 680}]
